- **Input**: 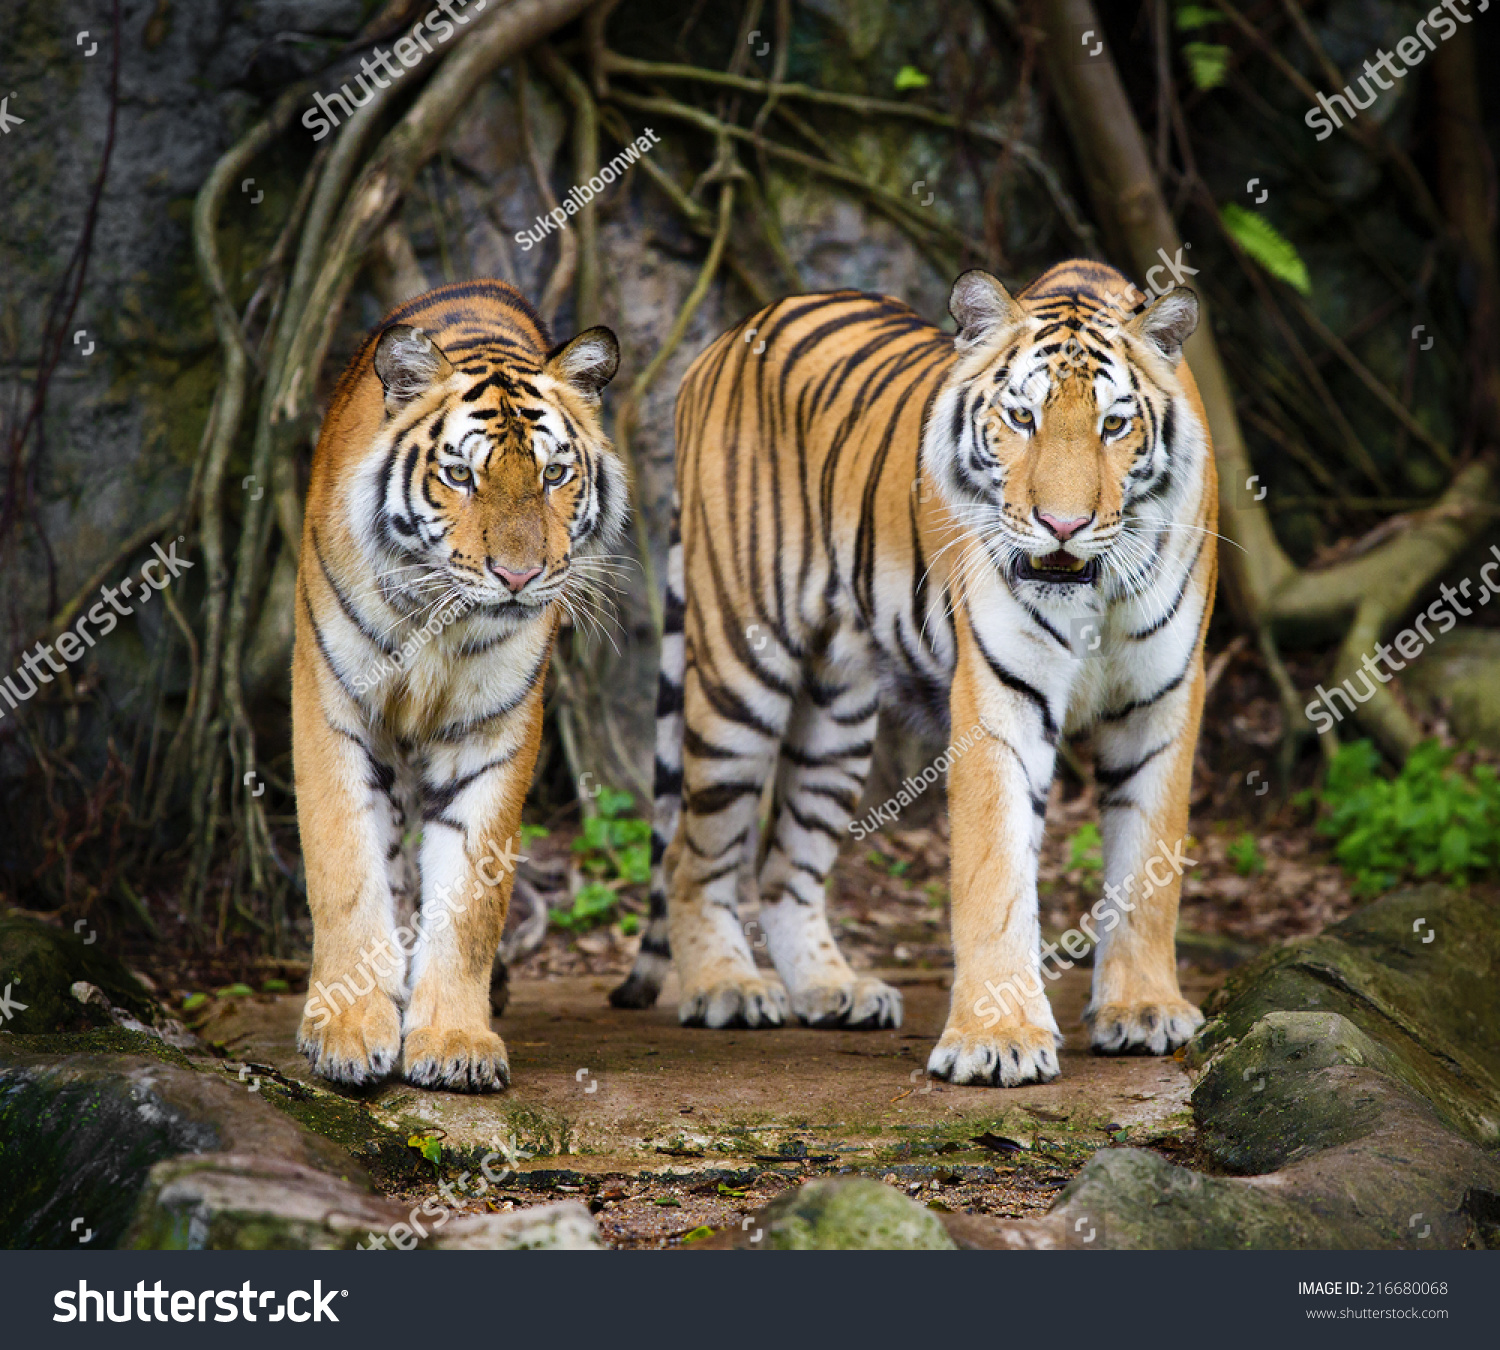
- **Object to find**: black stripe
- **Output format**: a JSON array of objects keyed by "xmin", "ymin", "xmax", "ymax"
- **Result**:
[
  {"xmin": 655, "ymin": 673, "xmax": 684, "ymax": 716},
  {"xmin": 1129, "ymin": 532, "xmax": 1206, "ymax": 639},
  {"xmin": 965, "ymin": 612, "xmax": 1058, "ymax": 743},
  {"xmin": 430, "ymin": 645, "xmax": 549, "ymax": 740},
  {"xmin": 1095, "ymin": 741, "xmax": 1171, "ymax": 790},
  {"xmin": 686, "ymin": 781, "xmax": 762, "ymax": 816},
  {"xmin": 1101, "ymin": 652, "xmax": 1195, "ymax": 722},
  {"xmin": 312, "ymin": 529, "xmax": 397, "ymax": 657},
  {"xmin": 423, "ymin": 751, "xmax": 517, "ymax": 816},
  {"xmin": 785, "ymin": 801, "xmax": 844, "ymax": 843}
]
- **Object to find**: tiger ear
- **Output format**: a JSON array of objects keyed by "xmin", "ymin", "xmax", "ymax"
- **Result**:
[
  {"xmin": 949, "ymin": 270, "xmax": 1023, "ymax": 347},
  {"xmin": 373, "ymin": 324, "xmax": 453, "ymax": 416},
  {"xmin": 546, "ymin": 326, "xmax": 620, "ymax": 401},
  {"xmin": 1128, "ymin": 286, "xmax": 1199, "ymax": 367}
]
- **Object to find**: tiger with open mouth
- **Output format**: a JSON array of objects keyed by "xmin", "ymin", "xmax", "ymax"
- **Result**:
[{"xmin": 611, "ymin": 259, "xmax": 1217, "ymax": 1087}]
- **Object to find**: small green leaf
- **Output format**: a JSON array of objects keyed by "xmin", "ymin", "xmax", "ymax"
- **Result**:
[
  {"xmin": 1175, "ymin": 4, "xmax": 1222, "ymax": 31},
  {"xmin": 1182, "ymin": 41, "xmax": 1229, "ymax": 91},
  {"xmin": 618, "ymin": 913, "xmax": 640, "ymax": 937},
  {"xmin": 893, "ymin": 65, "xmax": 930, "ymax": 91},
  {"xmin": 652, "ymin": 1195, "xmax": 682, "ymax": 1207},
  {"xmin": 717, "ymin": 1182, "xmax": 747, "ymax": 1198},
  {"xmin": 520, "ymin": 823, "xmax": 550, "ymax": 842},
  {"xmin": 215, "ymin": 983, "xmax": 254, "ymax": 998},
  {"xmin": 1220, "ymin": 204, "xmax": 1311, "ymax": 294},
  {"xmin": 181, "ymin": 992, "xmax": 208, "ymax": 1012},
  {"xmin": 681, "ymin": 1225, "xmax": 716, "ymax": 1241},
  {"xmin": 407, "ymin": 1133, "xmax": 443, "ymax": 1167},
  {"xmin": 261, "ymin": 979, "xmax": 290, "ymax": 994}
]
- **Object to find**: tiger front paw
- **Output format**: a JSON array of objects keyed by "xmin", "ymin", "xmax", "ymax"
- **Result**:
[
  {"xmin": 1087, "ymin": 999, "xmax": 1203, "ymax": 1056},
  {"xmin": 298, "ymin": 990, "xmax": 402, "ymax": 1086},
  {"xmin": 927, "ymin": 1019, "xmax": 1062, "ymax": 1087},
  {"xmin": 402, "ymin": 1026, "xmax": 511, "ymax": 1092}
]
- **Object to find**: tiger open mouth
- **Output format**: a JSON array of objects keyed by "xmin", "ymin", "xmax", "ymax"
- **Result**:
[{"xmin": 1016, "ymin": 550, "xmax": 1100, "ymax": 585}]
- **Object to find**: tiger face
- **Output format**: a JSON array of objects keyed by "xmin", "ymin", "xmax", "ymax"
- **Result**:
[
  {"xmin": 929, "ymin": 268, "xmax": 1199, "ymax": 605},
  {"xmin": 363, "ymin": 322, "xmax": 626, "ymax": 625}
]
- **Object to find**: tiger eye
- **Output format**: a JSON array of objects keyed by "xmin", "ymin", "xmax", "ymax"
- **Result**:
[
  {"xmin": 1009, "ymin": 408, "xmax": 1034, "ymax": 427},
  {"xmin": 1102, "ymin": 414, "xmax": 1126, "ymax": 434},
  {"xmin": 543, "ymin": 461, "xmax": 567, "ymax": 485},
  {"xmin": 445, "ymin": 463, "xmax": 473, "ymax": 485}
]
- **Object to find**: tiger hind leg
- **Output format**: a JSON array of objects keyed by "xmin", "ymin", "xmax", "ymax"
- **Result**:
[
  {"xmin": 666, "ymin": 656, "xmax": 796, "ymax": 1030},
  {"xmin": 758, "ymin": 647, "xmax": 902, "ymax": 1029}
]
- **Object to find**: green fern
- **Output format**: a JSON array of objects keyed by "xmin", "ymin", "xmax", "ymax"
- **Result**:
[{"xmin": 1220, "ymin": 204, "xmax": 1312, "ymax": 294}]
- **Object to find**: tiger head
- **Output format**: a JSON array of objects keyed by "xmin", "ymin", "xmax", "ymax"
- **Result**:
[
  {"xmin": 925, "ymin": 265, "xmax": 1202, "ymax": 604},
  {"xmin": 363, "ymin": 319, "xmax": 627, "ymax": 622}
]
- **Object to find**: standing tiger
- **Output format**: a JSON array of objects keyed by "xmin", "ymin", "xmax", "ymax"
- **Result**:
[
  {"xmin": 294, "ymin": 279, "xmax": 624, "ymax": 1091},
  {"xmin": 611, "ymin": 260, "xmax": 1217, "ymax": 1087}
]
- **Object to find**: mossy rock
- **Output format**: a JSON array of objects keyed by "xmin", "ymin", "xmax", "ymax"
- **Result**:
[
  {"xmin": 0, "ymin": 916, "xmax": 164, "ymax": 1035},
  {"xmin": 754, "ymin": 1178, "xmax": 956, "ymax": 1249},
  {"xmin": 1193, "ymin": 1011, "xmax": 1421, "ymax": 1173},
  {"xmin": 1189, "ymin": 884, "xmax": 1500, "ymax": 1146},
  {"xmin": 1041, "ymin": 1147, "xmax": 1349, "ymax": 1249},
  {"xmin": 0, "ymin": 1045, "xmax": 222, "ymax": 1248},
  {"xmin": 1401, "ymin": 628, "xmax": 1500, "ymax": 751},
  {"xmin": 0, "ymin": 1037, "xmax": 379, "ymax": 1249}
]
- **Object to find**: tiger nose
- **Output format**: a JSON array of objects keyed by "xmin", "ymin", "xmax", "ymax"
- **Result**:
[
  {"xmin": 1037, "ymin": 511, "xmax": 1093, "ymax": 542},
  {"xmin": 492, "ymin": 562, "xmax": 542, "ymax": 592}
]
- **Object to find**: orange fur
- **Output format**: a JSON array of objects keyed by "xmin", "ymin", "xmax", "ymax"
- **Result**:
[{"xmin": 294, "ymin": 280, "xmax": 624, "ymax": 1090}]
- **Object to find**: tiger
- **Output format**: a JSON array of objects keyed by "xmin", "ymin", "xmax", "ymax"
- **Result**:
[
  {"xmin": 293, "ymin": 278, "xmax": 624, "ymax": 1091},
  {"xmin": 610, "ymin": 259, "xmax": 1217, "ymax": 1087}
]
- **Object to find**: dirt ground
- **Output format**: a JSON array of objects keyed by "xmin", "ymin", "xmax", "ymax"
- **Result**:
[{"xmin": 197, "ymin": 958, "xmax": 1222, "ymax": 1249}]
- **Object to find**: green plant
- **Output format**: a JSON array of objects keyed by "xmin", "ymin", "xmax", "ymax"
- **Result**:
[
  {"xmin": 1220, "ymin": 204, "xmax": 1312, "ymax": 294},
  {"xmin": 552, "ymin": 788, "xmax": 652, "ymax": 932},
  {"xmin": 1304, "ymin": 739, "xmax": 1500, "ymax": 895},
  {"xmin": 1066, "ymin": 822, "xmax": 1103, "ymax": 875},
  {"xmin": 407, "ymin": 1132, "xmax": 443, "ymax": 1172},
  {"xmin": 1227, "ymin": 832, "xmax": 1265, "ymax": 877}
]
